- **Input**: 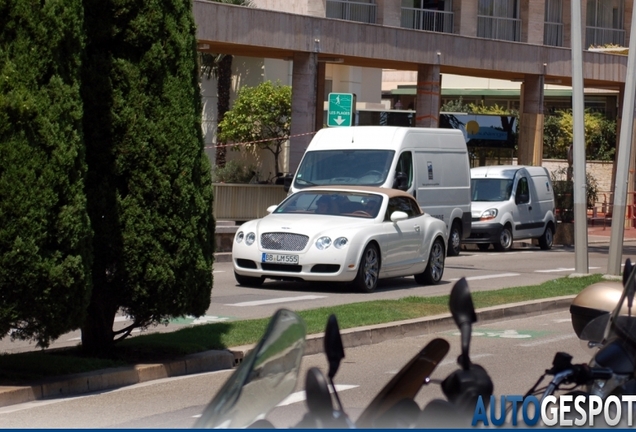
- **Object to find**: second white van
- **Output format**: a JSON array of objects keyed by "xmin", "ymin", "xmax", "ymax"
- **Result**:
[
  {"xmin": 466, "ymin": 165, "xmax": 556, "ymax": 251},
  {"xmin": 288, "ymin": 126, "xmax": 472, "ymax": 256}
]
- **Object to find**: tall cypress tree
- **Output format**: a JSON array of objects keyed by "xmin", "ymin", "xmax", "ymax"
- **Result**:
[
  {"xmin": 0, "ymin": 0, "xmax": 92, "ymax": 347},
  {"xmin": 81, "ymin": 0, "xmax": 214, "ymax": 353}
]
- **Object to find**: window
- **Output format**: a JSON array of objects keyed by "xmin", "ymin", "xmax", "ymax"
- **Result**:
[
  {"xmin": 515, "ymin": 177, "xmax": 529, "ymax": 204},
  {"xmin": 326, "ymin": 0, "xmax": 377, "ymax": 24},
  {"xmin": 395, "ymin": 151, "xmax": 413, "ymax": 190},
  {"xmin": 544, "ymin": 0, "xmax": 563, "ymax": 46},
  {"xmin": 401, "ymin": 0, "xmax": 453, "ymax": 33},
  {"xmin": 586, "ymin": 0, "xmax": 625, "ymax": 47},
  {"xmin": 477, "ymin": 0, "xmax": 521, "ymax": 42}
]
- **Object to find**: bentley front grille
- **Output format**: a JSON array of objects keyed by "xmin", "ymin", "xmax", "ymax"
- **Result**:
[{"xmin": 261, "ymin": 232, "xmax": 308, "ymax": 251}]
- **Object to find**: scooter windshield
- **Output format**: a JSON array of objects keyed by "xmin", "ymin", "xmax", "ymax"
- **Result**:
[{"xmin": 195, "ymin": 309, "xmax": 306, "ymax": 428}]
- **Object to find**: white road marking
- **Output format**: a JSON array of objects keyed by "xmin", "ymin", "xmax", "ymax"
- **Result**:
[
  {"xmin": 449, "ymin": 273, "xmax": 519, "ymax": 281},
  {"xmin": 535, "ymin": 267, "xmax": 600, "ymax": 273},
  {"xmin": 277, "ymin": 384, "xmax": 359, "ymax": 407},
  {"xmin": 554, "ymin": 318, "xmax": 571, "ymax": 323},
  {"xmin": 226, "ymin": 295, "xmax": 327, "ymax": 307},
  {"xmin": 213, "ymin": 270, "xmax": 225, "ymax": 273},
  {"xmin": 517, "ymin": 334, "xmax": 576, "ymax": 347}
]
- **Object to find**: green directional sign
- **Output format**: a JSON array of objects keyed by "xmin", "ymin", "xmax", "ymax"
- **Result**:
[{"xmin": 327, "ymin": 92, "xmax": 355, "ymax": 127}]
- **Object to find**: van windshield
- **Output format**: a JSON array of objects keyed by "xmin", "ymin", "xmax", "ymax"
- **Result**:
[
  {"xmin": 471, "ymin": 178, "xmax": 514, "ymax": 202},
  {"xmin": 293, "ymin": 150, "xmax": 395, "ymax": 189}
]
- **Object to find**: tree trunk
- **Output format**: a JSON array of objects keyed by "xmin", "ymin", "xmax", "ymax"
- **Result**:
[
  {"xmin": 80, "ymin": 280, "xmax": 118, "ymax": 355},
  {"xmin": 215, "ymin": 54, "xmax": 233, "ymax": 168}
]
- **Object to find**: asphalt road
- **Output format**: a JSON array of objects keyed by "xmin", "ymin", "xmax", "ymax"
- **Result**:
[
  {"xmin": 2, "ymin": 242, "xmax": 635, "ymax": 355},
  {"xmin": 0, "ymin": 309, "xmax": 592, "ymax": 428}
]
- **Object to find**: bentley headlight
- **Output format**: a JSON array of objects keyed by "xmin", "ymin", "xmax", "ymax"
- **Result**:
[
  {"xmin": 315, "ymin": 236, "xmax": 332, "ymax": 250},
  {"xmin": 236, "ymin": 231, "xmax": 244, "ymax": 243},
  {"xmin": 480, "ymin": 208, "xmax": 498, "ymax": 221},
  {"xmin": 334, "ymin": 237, "xmax": 348, "ymax": 249},
  {"xmin": 245, "ymin": 232, "xmax": 256, "ymax": 246}
]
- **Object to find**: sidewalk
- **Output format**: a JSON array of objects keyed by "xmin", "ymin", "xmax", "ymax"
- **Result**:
[{"xmin": 0, "ymin": 296, "xmax": 575, "ymax": 409}]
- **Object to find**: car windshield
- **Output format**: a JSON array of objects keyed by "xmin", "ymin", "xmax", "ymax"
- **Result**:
[
  {"xmin": 293, "ymin": 150, "xmax": 395, "ymax": 189},
  {"xmin": 274, "ymin": 191, "xmax": 383, "ymax": 218},
  {"xmin": 471, "ymin": 178, "xmax": 513, "ymax": 201}
]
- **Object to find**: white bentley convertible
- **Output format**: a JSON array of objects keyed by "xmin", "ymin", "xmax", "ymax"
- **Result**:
[{"xmin": 232, "ymin": 186, "xmax": 447, "ymax": 293}]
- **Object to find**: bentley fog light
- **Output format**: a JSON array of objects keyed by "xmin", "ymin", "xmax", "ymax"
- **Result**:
[
  {"xmin": 236, "ymin": 231, "xmax": 244, "ymax": 243},
  {"xmin": 245, "ymin": 232, "xmax": 256, "ymax": 246},
  {"xmin": 480, "ymin": 208, "xmax": 498, "ymax": 221},
  {"xmin": 315, "ymin": 236, "xmax": 332, "ymax": 250},
  {"xmin": 334, "ymin": 237, "xmax": 348, "ymax": 249}
]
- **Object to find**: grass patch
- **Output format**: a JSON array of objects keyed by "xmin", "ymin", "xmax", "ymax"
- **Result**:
[{"xmin": 0, "ymin": 274, "xmax": 603, "ymax": 384}]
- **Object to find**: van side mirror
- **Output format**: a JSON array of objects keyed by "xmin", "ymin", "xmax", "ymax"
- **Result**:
[
  {"xmin": 393, "ymin": 172, "xmax": 408, "ymax": 191},
  {"xmin": 283, "ymin": 174, "xmax": 293, "ymax": 192}
]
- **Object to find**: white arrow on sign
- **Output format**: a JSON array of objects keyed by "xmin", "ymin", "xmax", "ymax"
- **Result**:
[{"xmin": 334, "ymin": 115, "xmax": 346, "ymax": 125}]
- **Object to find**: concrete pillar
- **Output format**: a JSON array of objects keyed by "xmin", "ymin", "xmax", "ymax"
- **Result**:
[
  {"xmin": 315, "ymin": 61, "xmax": 326, "ymax": 130},
  {"xmin": 626, "ymin": 0, "xmax": 635, "ymax": 48},
  {"xmin": 376, "ymin": 0, "xmax": 401, "ymax": 27},
  {"xmin": 415, "ymin": 63, "xmax": 441, "ymax": 128},
  {"xmin": 290, "ymin": 52, "xmax": 317, "ymax": 173},
  {"xmin": 562, "ymin": 0, "xmax": 571, "ymax": 47},
  {"xmin": 521, "ymin": 0, "xmax": 545, "ymax": 45},
  {"xmin": 518, "ymin": 74, "xmax": 545, "ymax": 166},
  {"xmin": 454, "ymin": 0, "xmax": 478, "ymax": 37}
]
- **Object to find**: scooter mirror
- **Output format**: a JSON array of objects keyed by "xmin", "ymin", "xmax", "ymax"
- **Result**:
[
  {"xmin": 623, "ymin": 258, "xmax": 632, "ymax": 288},
  {"xmin": 305, "ymin": 367, "xmax": 334, "ymax": 417},
  {"xmin": 449, "ymin": 278, "xmax": 477, "ymax": 370},
  {"xmin": 325, "ymin": 314, "xmax": 345, "ymax": 380}
]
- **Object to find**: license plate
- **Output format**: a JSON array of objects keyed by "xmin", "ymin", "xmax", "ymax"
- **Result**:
[{"xmin": 262, "ymin": 253, "xmax": 299, "ymax": 265}]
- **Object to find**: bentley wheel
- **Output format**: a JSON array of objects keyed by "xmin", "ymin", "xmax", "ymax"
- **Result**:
[
  {"xmin": 353, "ymin": 243, "xmax": 380, "ymax": 293},
  {"xmin": 415, "ymin": 237, "xmax": 445, "ymax": 285}
]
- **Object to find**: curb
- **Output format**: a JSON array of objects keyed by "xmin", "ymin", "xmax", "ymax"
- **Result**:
[{"xmin": 0, "ymin": 295, "xmax": 575, "ymax": 409}]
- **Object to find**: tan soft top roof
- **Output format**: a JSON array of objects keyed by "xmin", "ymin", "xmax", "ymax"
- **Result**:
[{"xmin": 300, "ymin": 185, "xmax": 412, "ymax": 199}]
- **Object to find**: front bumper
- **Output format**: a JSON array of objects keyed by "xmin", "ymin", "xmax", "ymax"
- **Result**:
[
  {"xmin": 232, "ymin": 245, "xmax": 359, "ymax": 282},
  {"xmin": 463, "ymin": 222, "xmax": 503, "ymax": 244}
]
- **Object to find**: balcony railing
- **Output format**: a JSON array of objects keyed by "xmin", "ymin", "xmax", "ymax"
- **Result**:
[
  {"xmin": 401, "ymin": 7, "xmax": 453, "ymax": 33},
  {"xmin": 544, "ymin": 21, "xmax": 563, "ymax": 46},
  {"xmin": 477, "ymin": 15, "xmax": 521, "ymax": 42},
  {"xmin": 586, "ymin": 26, "xmax": 625, "ymax": 48},
  {"xmin": 326, "ymin": 0, "xmax": 376, "ymax": 24}
]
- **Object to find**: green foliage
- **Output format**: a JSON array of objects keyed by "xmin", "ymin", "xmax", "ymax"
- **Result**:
[
  {"xmin": 551, "ymin": 167, "xmax": 599, "ymax": 222},
  {"xmin": 212, "ymin": 160, "xmax": 256, "ymax": 183},
  {"xmin": 0, "ymin": 0, "xmax": 92, "ymax": 347},
  {"xmin": 542, "ymin": 110, "xmax": 616, "ymax": 161},
  {"xmin": 81, "ymin": 0, "xmax": 214, "ymax": 352},
  {"xmin": 218, "ymin": 81, "xmax": 292, "ymax": 176}
]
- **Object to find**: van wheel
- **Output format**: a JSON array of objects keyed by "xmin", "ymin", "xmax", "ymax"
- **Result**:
[
  {"xmin": 234, "ymin": 272, "xmax": 264, "ymax": 287},
  {"xmin": 539, "ymin": 224, "xmax": 554, "ymax": 250},
  {"xmin": 353, "ymin": 243, "xmax": 380, "ymax": 293},
  {"xmin": 447, "ymin": 222, "xmax": 461, "ymax": 257},
  {"xmin": 415, "ymin": 238, "xmax": 445, "ymax": 285},
  {"xmin": 494, "ymin": 225, "xmax": 513, "ymax": 252}
]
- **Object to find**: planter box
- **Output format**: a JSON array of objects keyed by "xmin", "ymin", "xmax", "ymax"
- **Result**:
[
  {"xmin": 212, "ymin": 183, "xmax": 288, "ymax": 221},
  {"xmin": 554, "ymin": 222, "xmax": 574, "ymax": 246}
]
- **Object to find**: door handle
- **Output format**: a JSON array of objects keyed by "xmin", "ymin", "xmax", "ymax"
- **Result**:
[
  {"xmin": 529, "ymin": 206, "xmax": 532, "ymax": 211},
  {"xmin": 414, "ymin": 225, "xmax": 420, "ymax": 233}
]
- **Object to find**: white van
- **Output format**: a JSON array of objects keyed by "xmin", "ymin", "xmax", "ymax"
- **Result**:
[
  {"xmin": 288, "ymin": 126, "xmax": 471, "ymax": 256},
  {"xmin": 466, "ymin": 165, "xmax": 556, "ymax": 251}
]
